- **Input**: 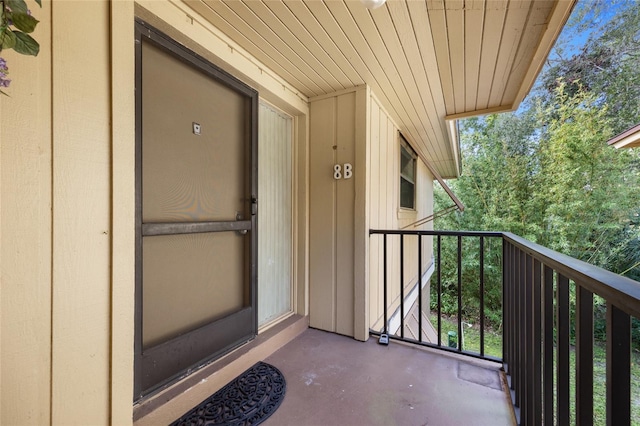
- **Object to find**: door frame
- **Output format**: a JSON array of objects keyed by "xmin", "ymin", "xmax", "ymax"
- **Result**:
[{"xmin": 134, "ymin": 19, "xmax": 259, "ymax": 400}]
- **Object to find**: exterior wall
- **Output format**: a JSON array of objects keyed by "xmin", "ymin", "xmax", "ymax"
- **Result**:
[
  {"xmin": 0, "ymin": 0, "xmax": 309, "ymax": 424},
  {"xmin": 308, "ymin": 87, "xmax": 368, "ymax": 340},
  {"xmin": 368, "ymin": 95, "xmax": 434, "ymax": 332},
  {"xmin": 0, "ymin": 1, "xmax": 53, "ymax": 424},
  {"xmin": 0, "ymin": 0, "xmax": 434, "ymax": 422},
  {"xmin": 308, "ymin": 87, "xmax": 435, "ymax": 341}
]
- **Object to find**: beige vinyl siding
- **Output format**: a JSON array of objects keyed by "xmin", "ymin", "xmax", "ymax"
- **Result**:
[
  {"xmin": 0, "ymin": 1, "xmax": 52, "ymax": 424},
  {"xmin": 258, "ymin": 102, "xmax": 293, "ymax": 326},
  {"xmin": 0, "ymin": 1, "xmax": 309, "ymax": 423},
  {"xmin": 309, "ymin": 89, "xmax": 362, "ymax": 338},
  {"xmin": 51, "ymin": 1, "xmax": 113, "ymax": 422},
  {"xmin": 307, "ymin": 86, "xmax": 433, "ymax": 340},
  {"xmin": 368, "ymin": 95, "xmax": 434, "ymax": 333}
]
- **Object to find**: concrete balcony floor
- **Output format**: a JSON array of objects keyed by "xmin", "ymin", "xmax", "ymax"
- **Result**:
[
  {"xmin": 135, "ymin": 319, "xmax": 515, "ymax": 426},
  {"xmin": 262, "ymin": 328, "xmax": 515, "ymax": 426}
]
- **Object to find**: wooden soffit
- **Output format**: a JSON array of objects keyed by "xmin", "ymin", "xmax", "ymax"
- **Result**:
[{"xmin": 184, "ymin": 0, "xmax": 576, "ymax": 178}]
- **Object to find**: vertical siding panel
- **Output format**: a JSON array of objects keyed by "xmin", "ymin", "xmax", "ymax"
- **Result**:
[
  {"xmin": 309, "ymin": 97, "xmax": 337, "ymax": 332},
  {"xmin": 366, "ymin": 91, "xmax": 434, "ymax": 334},
  {"xmin": 0, "ymin": 1, "xmax": 52, "ymax": 423},
  {"xmin": 336, "ymin": 93, "xmax": 356, "ymax": 336},
  {"xmin": 369, "ymin": 101, "xmax": 381, "ymax": 329},
  {"xmin": 258, "ymin": 102, "xmax": 293, "ymax": 326},
  {"xmin": 110, "ymin": 1, "xmax": 135, "ymax": 422},
  {"xmin": 353, "ymin": 87, "xmax": 369, "ymax": 340},
  {"xmin": 51, "ymin": 1, "xmax": 112, "ymax": 423}
]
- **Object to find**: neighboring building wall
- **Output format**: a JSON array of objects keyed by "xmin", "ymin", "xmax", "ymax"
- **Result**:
[
  {"xmin": 368, "ymin": 95, "xmax": 434, "ymax": 333},
  {"xmin": 0, "ymin": 1, "xmax": 309, "ymax": 424}
]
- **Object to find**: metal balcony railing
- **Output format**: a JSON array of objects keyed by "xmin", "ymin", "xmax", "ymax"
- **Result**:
[{"xmin": 369, "ymin": 229, "xmax": 640, "ymax": 426}]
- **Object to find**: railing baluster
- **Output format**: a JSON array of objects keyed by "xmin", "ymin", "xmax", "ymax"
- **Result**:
[
  {"xmin": 480, "ymin": 236, "xmax": 485, "ymax": 356},
  {"xmin": 543, "ymin": 265, "xmax": 554, "ymax": 425},
  {"xmin": 576, "ymin": 284, "xmax": 594, "ymax": 426},
  {"xmin": 517, "ymin": 248, "xmax": 525, "ymax": 414},
  {"xmin": 505, "ymin": 241, "xmax": 512, "ymax": 377},
  {"xmin": 532, "ymin": 259, "xmax": 542, "ymax": 425},
  {"xmin": 606, "ymin": 303, "xmax": 630, "ymax": 426},
  {"xmin": 557, "ymin": 273, "xmax": 570, "ymax": 425},
  {"xmin": 457, "ymin": 235, "xmax": 462, "ymax": 351},
  {"xmin": 418, "ymin": 234, "xmax": 423, "ymax": 342},
  {"xmin": 437, "ymin": 234, "xmax": 442, "ymax": 347},
  {"xmin": 383, "ymin": 234, "xmax": 388, "ymax": 335},
  {"xmin": 525, "ymin": 253, "xmax": 533, "ymax": 425},
  {"xmin": 400, "ymin": 234, "xmax": 405, "ymax": 339}
]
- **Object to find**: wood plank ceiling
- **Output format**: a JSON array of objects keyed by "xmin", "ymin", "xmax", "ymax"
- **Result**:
[{"xmin": 186, "ymin": 0, "xmax": 575, "ymax": 178}]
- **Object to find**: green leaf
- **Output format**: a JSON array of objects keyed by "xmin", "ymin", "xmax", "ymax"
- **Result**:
[
  {"xmin": 0, "ymin": 29, "xmax": 16, "ymax": 50},
  {"xmin": 13, "ymin": 31, "xmax": 38, "ymax": 55},
  {"xmin": 34, "ymin": 0, "xmax": 42, "ymax": 7},
  {"xmin": 11, "ymin": 12, "xmax": 38, "ymax": 33},
  {"xmin": 6, "ymin": 0, "xmax": 28, "ymax": 14}
]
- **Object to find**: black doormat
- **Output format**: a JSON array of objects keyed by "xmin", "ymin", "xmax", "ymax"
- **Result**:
[{"xmin": 170, "ymin": 361, "xmax": 286, "ymax": 426}]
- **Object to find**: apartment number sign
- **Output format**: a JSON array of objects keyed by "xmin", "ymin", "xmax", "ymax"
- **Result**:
[{"xmin": 333, "ymin": 163, "xmax": 353, "ymax": 180}]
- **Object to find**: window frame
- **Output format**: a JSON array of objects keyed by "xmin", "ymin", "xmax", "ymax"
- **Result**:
[{"xmin": 399, "ymin": 135, "xmax": 417, "ymax": 211}]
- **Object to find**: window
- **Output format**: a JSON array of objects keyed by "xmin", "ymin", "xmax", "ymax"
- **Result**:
[{"xmin": 400, "ymin": 137, "xmax": 417, "ymax": 209}]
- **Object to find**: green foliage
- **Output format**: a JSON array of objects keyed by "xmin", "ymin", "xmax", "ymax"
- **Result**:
[
  {"xmin": 0, "ymin": 0, "xmax": 41, "ymax": 94},
  {"xmin": 540, "ymin": 0, "xmax": 640, "ymax": 134},
  {"xmin": 1, "ymin": 0, "xmax": 40, "ymax": 54}
]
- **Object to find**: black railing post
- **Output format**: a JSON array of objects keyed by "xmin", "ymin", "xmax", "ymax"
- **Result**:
[
  {"xmin": 480, "ymin": 236, "xmax": 485, "ymax": 356},
  {"xmin": 457, "ymin": 235, "xmax": 462, "ymax": 351},
  {"xmin": 400, "ymin": 234, "xmax": 405, "ymax": 339},
  {"xmin": 517, "ymin": 248, "xmax": 525, "ymax": 412},
  {"xmin": 532, "ymin": 259, "xmax": 542, "ymax": 426},
  {"xmin": 524, "ymin": 253, "xmax": 533, "ymax": 425},
  {"xmin": 418, "ymin": 234, "xmax": 423, "ymax": 342},
  {"xmin": 502, "ymin": 239, "xmax": 510, "ymax": 372},
  {"xmin": 606, "ymin": 303, "xmax": 630, "ymax": 426},
  {"xmin": 437, "ymin": 235, "xmax": 442, "ymax": 347},
  {"xmin": 576, "ymin": 284, "xmax": 594, "ymax": 426},
  {"xmin": 557, "ymin": 274, "xmax": 570, "ymax": 425},
  {"xmin": 383, "ymin": 234, "xmax": 388, "ymax": 335},
  {"xmin": 543, "ymin": 265, "xmax": 554, "ymax": 424}
]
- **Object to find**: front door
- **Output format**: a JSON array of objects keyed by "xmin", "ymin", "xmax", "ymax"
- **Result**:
[{"xmin": 134, "ymin": 21, "xmax": 258, "ymax": 399}]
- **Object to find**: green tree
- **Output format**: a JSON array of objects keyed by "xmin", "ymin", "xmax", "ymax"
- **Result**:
[
  {"xmin": 540, "ymin": 0, "xmax": 640, "ymax": 134},
  {"xmin": 533, "ymin": 82, "xmax": 639, "ymax": 267}
]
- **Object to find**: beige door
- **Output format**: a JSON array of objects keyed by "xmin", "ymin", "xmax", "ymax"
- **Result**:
[{"xmin": 135, "ymin": 22, "xmax": 258, "ymax": 399}]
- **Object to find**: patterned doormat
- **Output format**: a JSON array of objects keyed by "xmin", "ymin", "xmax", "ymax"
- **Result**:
[{"xmin": 170, "ymin": 361, "xmax": 287, "ymax": 426}]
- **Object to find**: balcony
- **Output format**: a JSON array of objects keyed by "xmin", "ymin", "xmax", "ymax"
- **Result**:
[
  {"xmin": 370, "ymin": 229, "xmax": 640, "ymax": 425},
  {"xmin": 135, "ymin": 230, "xmax": 640, "ymax": 426},
  {"xmin": 135, "ymin": 324, "xmax": 514, "ymax": 426}
]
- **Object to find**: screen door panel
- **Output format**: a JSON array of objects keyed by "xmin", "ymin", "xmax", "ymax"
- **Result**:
[
  {"xmin": 142, "ymin": 232, "xmax": 247, "ymax": 349},
  {"xmin": 135, "ymin": 22, "xmax": 258, "ymax": 399},
  {"xmin": 142, "ymin": 41, "xmax": 247, "ymax": 223}
]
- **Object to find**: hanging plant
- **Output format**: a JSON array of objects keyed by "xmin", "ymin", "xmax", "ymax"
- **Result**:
[{"xmin": 0, "ymin": 0, "xmax": 41, "ymax": 95}]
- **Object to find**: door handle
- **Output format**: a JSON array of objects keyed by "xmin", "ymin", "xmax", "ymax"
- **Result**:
[{"xmin": 236, "ymin": 211, "xmax": 249, "ymax": 236}]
